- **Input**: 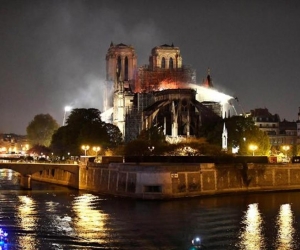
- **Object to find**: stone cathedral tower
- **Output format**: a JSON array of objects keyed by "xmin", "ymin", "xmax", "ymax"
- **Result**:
[
  {"xmin": 105, "ymin": 42, "xmax": 137, "ymax": 136},
  {"xmin": 104, "ymin": 42, "xmax": 226, "ymax": 142}
]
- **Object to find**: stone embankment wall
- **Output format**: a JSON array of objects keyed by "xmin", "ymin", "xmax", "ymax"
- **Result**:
[
  {"xmin": 32, "ymin": 162, "xmax": 300, "ymax": 199},
  {"xmin": 32, "ymin": 167, "xmax": 79, "ymax": 189}
]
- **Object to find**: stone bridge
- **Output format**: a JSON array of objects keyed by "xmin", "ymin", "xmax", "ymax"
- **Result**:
[{"xmin": 0, "ymin": 162, "xmax": 80, "ymax": 189}]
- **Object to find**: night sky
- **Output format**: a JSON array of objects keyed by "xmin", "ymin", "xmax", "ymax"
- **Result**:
[{"xmin": 1, "ymin": 0, "xmax": 299, "ymax": 135}]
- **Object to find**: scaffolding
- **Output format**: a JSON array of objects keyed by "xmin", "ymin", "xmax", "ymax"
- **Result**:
[
  {"xmin": 124, "ymin": 93, "xmax": 154, "ymax": 142},
  {"xmin": 137, "ymin": 65, "xmax": 196, "ymax": 93}
]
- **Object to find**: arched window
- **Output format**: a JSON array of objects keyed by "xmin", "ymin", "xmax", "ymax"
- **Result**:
[
  {"xmin": 169, "ymin": 57, "xmax": 173, "ymax": 69},
  {"xmin": 117, "ymin": 56, "xmax": 122, "ymax": 78},
  {"xmin": 125, "ymin": 56, "xmax": 128, "ymax": 80},
  {"xmin": 161, "ymin": 57, "xmax": 165, "ymax": 69}
]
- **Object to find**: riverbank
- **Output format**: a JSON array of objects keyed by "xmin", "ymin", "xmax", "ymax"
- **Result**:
[{"xmin": 31, "ymin": 160, "xmax": 300, "ymax": 199}]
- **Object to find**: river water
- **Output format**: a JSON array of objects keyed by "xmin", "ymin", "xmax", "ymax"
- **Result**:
[{"xmin": 0, "ymin": 168, "xmax": 300, "ymax": 250}]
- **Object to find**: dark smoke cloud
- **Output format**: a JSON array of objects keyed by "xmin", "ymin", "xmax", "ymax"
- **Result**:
[
  {"xmin": 0, "ymin": 0, "xmax": 165, "ymax": 133},
  {"xmin": 1, "ymin": 0, "xmax": 300, "ymax": 134}
]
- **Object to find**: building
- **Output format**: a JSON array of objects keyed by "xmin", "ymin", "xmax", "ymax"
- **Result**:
[
  {"xmin": 250, "ymin": 108, "xmax": 299, "ymax": 156},
  {"xmin": 0, "ymin": 133, "xmax": 28, "ymax": 154},
  {"xmin": 250, "ymin": 108, "xmax": 280, "ymax": 136},
  {"xmin": 105, "ymin": 42, "xmax": 234, "ymax": 142}
]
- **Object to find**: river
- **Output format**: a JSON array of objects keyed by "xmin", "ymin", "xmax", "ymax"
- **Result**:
[{"xmin": 0, "ymin": 168, "xmax": 299, "ymax": 250}]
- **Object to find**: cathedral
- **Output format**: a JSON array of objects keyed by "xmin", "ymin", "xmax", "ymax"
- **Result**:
[{"xmin": 104, "ymin": 42, "xmax": 233, "ymax": 142}]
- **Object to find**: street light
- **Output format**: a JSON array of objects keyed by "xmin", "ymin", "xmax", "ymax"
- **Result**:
[
  {"xmin": 249, "ymin": 144, "xmax": 258, "ymax": 156},
  {"xmin": 81, "ymin": 145, "xmax": 90, "ymax": 156},
  {"xmin": 282, "ymin": 145, "xmax": 290, "ymax": 158},
  {"xmin": 63, "ymin": 106, "xmax": 72, "ymax": 126},
  {"xmin": 148, "ymin": 146, "xmax": 155, "ymax": 154},
  {"xmin": 93, "ymin": 146, "xmax": 100, "ymax": 156}
]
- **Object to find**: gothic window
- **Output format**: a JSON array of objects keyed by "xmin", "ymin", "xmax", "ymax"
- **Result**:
[
  {"xmin": 169, "ymin": 57, "xmax": 173, "ymax": 69},
  {"xmin": 117, "ymin": 56, "xmax": 122, "ymax": 78},
  {"xmin": 161, "ymin": 57, "xmax": 166, "ymax": 69},
  {"xmin": 125, "ymin": 56, "xmax": 128, "ymax": 80},
  {"xmin": 181, "ymin": 99, "xmax": 187, "ymax": 112}
]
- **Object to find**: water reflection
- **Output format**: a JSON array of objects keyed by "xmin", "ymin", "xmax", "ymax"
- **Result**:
[
  {"xmin": 44, "ymin": 200, "xmax": 74, "ymax": 235},
  {"xmin": 17, "ymin": 195, "xmax": 38, "ymax": 249},
  {"xmin": 1, "ymin": 167, "xmax": 300, "ymax": 249},
  {"xmin": 276, "ymin": 204, "xmax": 295, "ymax": 250},
  {"xmin": 72, "ymin": 194, "xmax": 108, "ymax": 244},
  {"xmin": 238, "ymin": 203, "xmax": 266, "ymax": 250},
  {"xmin": 45, "ymin": 201, "xmax": 59, "ymax": 213},
  {"xmin": 0, "ymin": 169, "xmax": 17, "ymax": 187},
  {"xmin": 0, "ymin": 169, "xmax": 13, "ymax": 181}
]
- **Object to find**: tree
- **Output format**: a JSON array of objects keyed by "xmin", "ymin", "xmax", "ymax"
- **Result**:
[
  {"xmin": 50, "ymin": 108, "xmax": 123, "ymax": 156},
  {"xmin": 136, "ymin": 126, "xmax": 168, "ymax": 155},
  {"xmin": 202, "ymin": 116, "xmax": 270, "ymax": 155},
  {"xmin": 124, "ymin": 139, "xmax": 149, "ymax": 156},
  {"xmin": 27, "ymin": 114, "xmax": 59, "ymax": 147},
  {"xmin": 239, "ymin": 126, "xmax": 270, "ymax": 156},
  {"xmin": 138, "ymin": 126, "xmax": 166, "ymax": 145},
  {"xmin": 104, "ymin": 123, "xmax": 123, "ymax": 148}
]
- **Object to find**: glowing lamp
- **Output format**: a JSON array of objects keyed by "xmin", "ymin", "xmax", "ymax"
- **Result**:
[
  {"xmin": 81, "ymin": 145, "xmax": 90, "ymax": 156},
  {"xmin": 92, "ymin": 146, "xmax": 100, "ymax": 156},
  {"xmin": 249, "ymin": 144, "xmax": 258, "ymax": 156}
]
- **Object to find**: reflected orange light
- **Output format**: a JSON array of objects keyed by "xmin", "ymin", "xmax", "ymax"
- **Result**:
[
  {"xmin": 17, "ymin": 195, "xmax": 38, "ymax": 248},
  {"xmin": 72, "ymin": 194, "xmax": 108, "ymax": 244},
  {"xmin": 276, "ymin": 204, "xmax": 295, "ymax": 249},
  {"xmin": 238, "ymin": 203, "xmax": 265, "ymax": 249}
]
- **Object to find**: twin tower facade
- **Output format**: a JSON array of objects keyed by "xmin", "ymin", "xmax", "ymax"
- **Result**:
[{"xmin": 105, "ymin": 42, "xmax": 219, "ymax": 142}]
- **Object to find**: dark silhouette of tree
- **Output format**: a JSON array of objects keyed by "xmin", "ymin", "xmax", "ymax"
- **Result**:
[
  {"xmin": 138, "ymin": 126, "xmax": 166, "ymax": 144},
  {"xmin": 124, "ymin": 139, "xmax": 149, "ymax": 156},
  {"xmin": 104, "ymin": 123, "xmax": 123, "ymax": 147},
  {"xmin": 50, "ymin": 108, "xmax": 122, "ymax": 156},
  {"xmin": 26, "ymin": 114, "xmax": 59, "ymax": 147}
]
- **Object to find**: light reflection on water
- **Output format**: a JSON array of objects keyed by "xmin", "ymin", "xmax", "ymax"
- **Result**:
[
  {"xmin": 0, "ymin": 169, "xmax": 18, "ymax": 187},
  {"xmin": 1, "ymin": 169, "xmax": 300, "ymax": 249},
  {"xmin": 236, "ymin": 202, "xmax": 298, "ymax": 250},
  {"xmin": 276, "ymin": 204, "xmax": 295, "ymax": 250},
  {"xmin": 72, "ymin": 194, "xmax": 108, "ymax": 244},
  {"xmin": 237, "ymin": 203, "xmax": 266, "ymax": 250},
  {"xmin": 16, "ymin": 196, "xmax": 38, "ymax": 250}
]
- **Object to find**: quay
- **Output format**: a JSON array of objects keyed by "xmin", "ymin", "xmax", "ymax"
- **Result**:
[{"xmin": 2, "ymin": 156, "xmax": 300, "ymax": 199}]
